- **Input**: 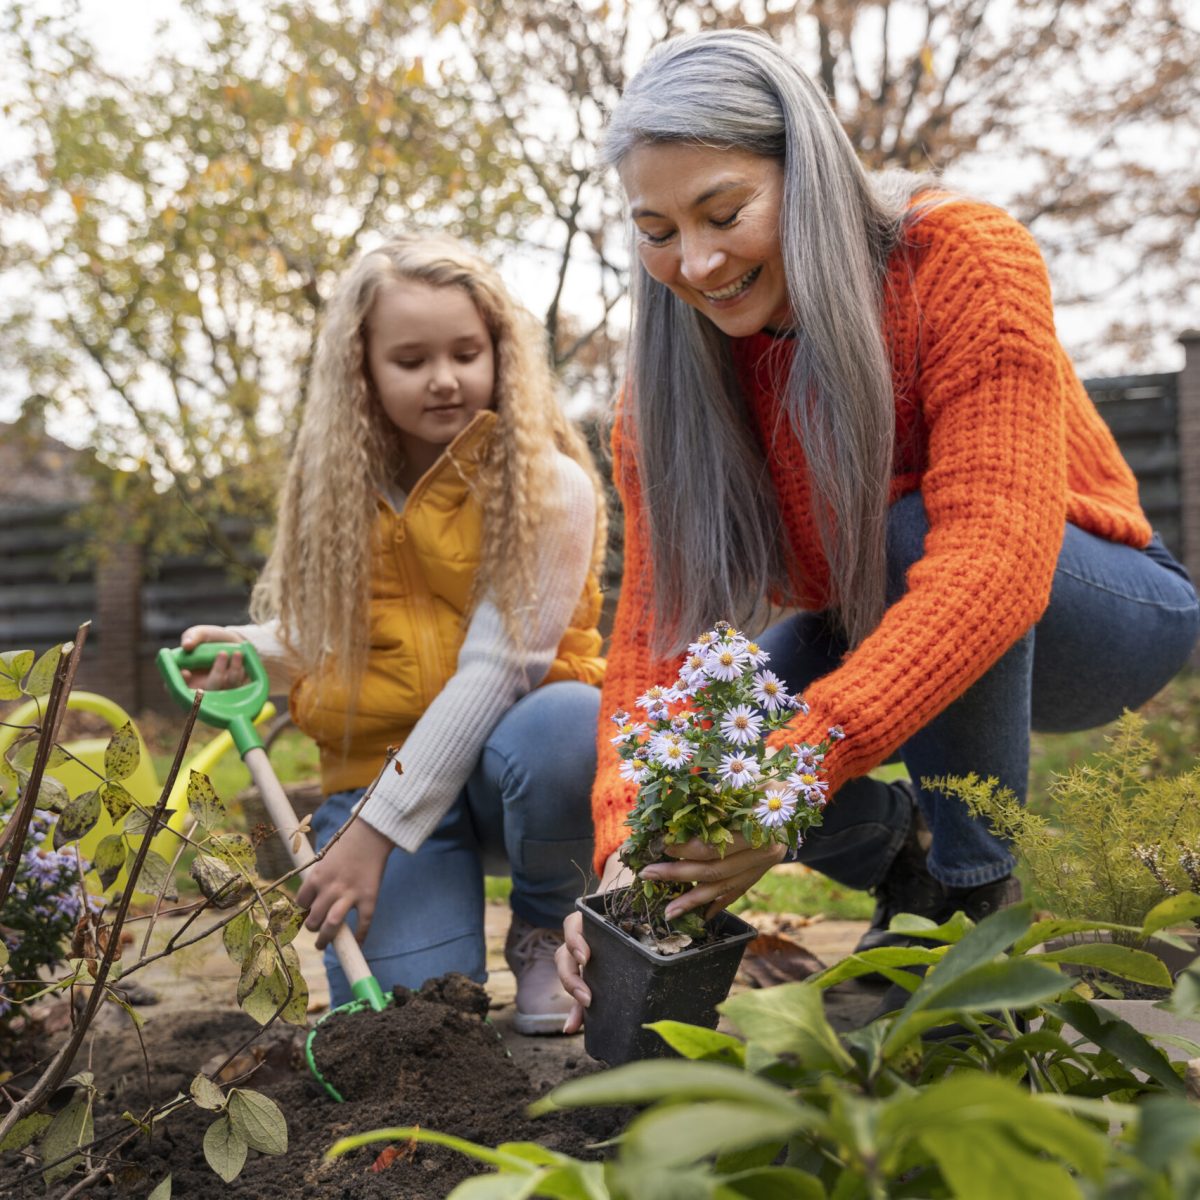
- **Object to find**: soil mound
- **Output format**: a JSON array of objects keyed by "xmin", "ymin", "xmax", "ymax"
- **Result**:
[{"xmin": 4, "ymin": 975, "xmax": 622, "ymax": 1199}]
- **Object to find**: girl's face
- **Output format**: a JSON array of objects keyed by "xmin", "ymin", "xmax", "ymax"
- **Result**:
[
  {"xmin": 619, "ymin": 142, "xmax": 790, "ymax": 338},
  {"xmin": 365, "ymin": 279, "xmax": 496, "ymax": 485}
]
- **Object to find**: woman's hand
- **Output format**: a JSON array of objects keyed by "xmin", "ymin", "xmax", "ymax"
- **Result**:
[
  {"xmin": 555, "ymin": 850, "xmax": 630, "ymax": 1034},
  {"xmin": 640, "ymin": 832, "xmax": 786, "ymax": 921},
  {"xmin": 179, "ymin": 625, "xmax": 247, "ymax": 690},
  {"xmin": 296, "ymin": 820, "xmax": 394, "ymax": 950}
]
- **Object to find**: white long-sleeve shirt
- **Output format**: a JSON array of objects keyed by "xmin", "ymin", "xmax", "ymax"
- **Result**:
[{"xmin": 229, "ymin": 452, "xmax": 598, "ymax": 853}]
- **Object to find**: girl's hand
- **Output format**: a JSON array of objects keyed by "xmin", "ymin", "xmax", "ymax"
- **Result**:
[
  {"xmin": 555, "ymin": 851, "xmax": 631, "ymax": 1033},
  {"xmin": 296, "ymin": 820, "xmax": 394, "ymax": 950},
  {"xmin": 640, "ymin": 832, "xmax": 786, "ymax": 920},
  {"xmin": 179, "ymin": 625, "xmax": 247, "ymax": 690}
]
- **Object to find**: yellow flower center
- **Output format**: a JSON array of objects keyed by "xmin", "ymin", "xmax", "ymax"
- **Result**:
[
  {"xmin": 801, "ymin": 773, "xmax": 816, "ymax": 786},
  {"xmin": 766, "ymin": 796, "xmax": 783, "ymax": 812}
]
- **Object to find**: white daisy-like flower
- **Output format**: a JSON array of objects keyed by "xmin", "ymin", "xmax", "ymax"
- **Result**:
[
  {"xmin": 619, "ymin": 757, "xmax": 651, "ymax": 784},
  {"xmin": 637, "ymin": 684, "xmax": 675, "ymax": 713},
  {"xmin": 742, "ymin": 639, "xmax": 770, "ymax": 668},
  {"xmin": 719, "ymin": 704, "xmax": 763, "ymax": 746},
  {"xmin": 750, "ymin": 670, "xmax": 789, "ymax": 713},
  {"xmin": 753, "ymin": 783, "xmax": 797, "ymax": 829},
  {"xmin": 610, "ymin": 718, "xmax": 648, "ymax": 746},
  {"xmin": 704, "ymin": 644, "xmax": 749, "ymax": 682},
  {"xmin": 688, "ymin": 629, "xmax": 720, "ymax": 656},
  {"xmin": 793, "ymin": 743, "xmax": 824, "ymax": 771},
  {"xmin": 678, "ymin": 651, "xmax": 707, "ymax": 683},
  {"xmin": 669, "ymin": 712, "xmax": 694, "ymax": 733},
  {"xmin": 649, "ymin": 732, "xmax": 694, "ymax": 770},
  {"xmin": 610, "ymin": 710, "xmax": 631, "ymax": 727},
  {"xmin": 828, "ymin": 725, "xmax": 846, "ymax": 742},
  {"xmin": 787, "ymin": 769, "xmax": 829, "ymax": 807},
  {"xmin": 719, "ymin": 751, "xmax": 762, "ymax": 790}
]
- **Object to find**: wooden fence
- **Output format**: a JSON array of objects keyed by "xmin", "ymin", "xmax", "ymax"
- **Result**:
[{"xmin": 4, "ymin": 331, "xmax": 1200, "ymax": 711}]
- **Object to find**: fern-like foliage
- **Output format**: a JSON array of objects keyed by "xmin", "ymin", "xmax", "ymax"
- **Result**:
[{"xmin": 927, "ymin": 712, "xmax": 1200, "ymax": 943}]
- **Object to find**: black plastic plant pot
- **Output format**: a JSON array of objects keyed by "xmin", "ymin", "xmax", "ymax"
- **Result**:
[{"xmin": 577, "ymin": 889, "xmax": 757, "ymax": 1066}]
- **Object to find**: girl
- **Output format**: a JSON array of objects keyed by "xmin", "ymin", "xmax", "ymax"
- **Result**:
[
  {"xmin": 182, "ymin": 232, "xmax": 607, "ymax": 1034},
  {"xmin": 557, "ymin": 29, "xmax": 1199, "ymax": 1027}
]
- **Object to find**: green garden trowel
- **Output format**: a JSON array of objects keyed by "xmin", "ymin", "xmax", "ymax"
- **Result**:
[{"xmin": 157, "ymin": 642, "xmax": 391, "ymax": 1102}]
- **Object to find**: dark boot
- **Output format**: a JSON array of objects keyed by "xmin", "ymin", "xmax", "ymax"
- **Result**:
[{"xmin": 854, "ymin": 782, "xmax": 940, "ymax": 956}]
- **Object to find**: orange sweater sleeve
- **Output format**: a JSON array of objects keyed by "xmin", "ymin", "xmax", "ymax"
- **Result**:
[{"xmin": 764, "ymin": 203, "xmax": 1070, "ymax": 792}]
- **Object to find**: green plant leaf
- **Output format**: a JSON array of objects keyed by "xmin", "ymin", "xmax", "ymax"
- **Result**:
[
  {"xmin": 0, "ymin": 757, "xmax": 18, "ymax": 799},
  {"xmin": 190, "ymin": 1074, "xmax": 225, "ymax": 1111},
  {"xmin": 226, "ymin": 1088, "xmax": 288, "ymax": 1155},
  {"xmin": 1043, "ymin": 998, "xmax": 1184, "ymax": 1093},
  {"xmin": 1132, "ymin": 1096, "xmax": 1200, "ymax": 1171},
  {"xmin": 237, "ymin": 935, "xmax": 279, "ymax": 1005},
  {"xmin": 0, "ymin": 941, "xmax": 8, "ymax": 969},
  {"xmin": 267, "ymin": 897, "xmax": 305, "ymax": 947},
  {"xmin": 919, "ymin": 1125, "xmax": 1082, "ymax": 1199},
  {"xmin": 0, "ymin": 1111, "xmax": 51, "ymax": 1152},
  {"xmin": 203, "ymin": 1114, "xmax": 247, "ymax": 1182},
  {"xmin": 276, "ymin": 944, "xmax": 309, "ymax": 1025},
  {"xmin": 23, "ymin": 770, "xmax": 69, "ymax": 812},
  {"xmin": 1143, "ymin": 893, "xmax": 1200, "ymax": 938},
  {"xmin": 531, "ymin": 1061, "xmax": 799, "ymax": 1118},
  {"xmin": 128, "ymin": 848, "xmax": 174, "ymax": 899},
  {"xmin": 326, "ymin": 1126, "xmax": 533, "ymax": 1172},
  {"xmin": 40, "ymin": 1088, "xmax": 94, "ymax": 1185},
  {"xmin": 123, "ymin": 804, "xmax": 155, "ymax": 836},
  {"xmin": 886, "ymin": 909, "xmax": 974, "ymax": 943},
  {"xmin": 147, "ymin": 1175, "xmax": 172, "ymax": 1200},
  {"xmin": 720, "ymin": 1167, "xmax": 825, "ymax": 1200},
  {"xmin": 104, "ymin": 721, "xmax": 141, "ymax": 782},
  {"xmin": 25, "ymin": 644, "xmax": 62, "ymax": 697},
  {"xmin": 1037, "ymin": 943, "xmax": 1172, "ymax": 988},
  {"xmin": 222, "ymin": 909, "xmax": 255, "ymax": 966},
  {"xmin": 93, "ymin": 833, "xmax": 126, "ymax": 890},
  {"xmin": 53, "ymin": 788, "xmax": 101, "ymax": 848},
  {"xmin": 811, "ymin": 945, "xmax": 944, "ymax": 989},
  {"xmin": 0, "ymin": 649, "xmax": 35, "ymax": 694},
  {"xmin": 644, "ymin": 1021, "xmax": 745, "ymax": 1064},
  {"xmin": 720, "ymin": 984, "xmax": 854, "ymax": 1073},
  {"xmin": 8, "ymin": 735, "xmax": 69, "ymax": 771},
  {"xmin": 1014, "ymin": 917, "xmax": 1137, "ymax": 955},
  {"xmin": 102, "ymin": 781, "xmax": 135, "ymax": 822},
  {"xmin": 207, "ymin": 832, "xmax": 257, "ymax": 872},
  {"xmin": 187, "ymin": 770, "xmax": 225, "ymax": 829},
  {"xmin": 623, "ymin": 1100, "xmax": 816, "ymax": 1169}
]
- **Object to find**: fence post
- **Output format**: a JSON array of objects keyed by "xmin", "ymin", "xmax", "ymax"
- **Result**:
[
  {"xmin": 1179, "ymin": 331, "xmax": 1200, "ymax": 665},
  {"xmin": 93, "ymin": 540, "xmax": 144, "ymax": 711}
]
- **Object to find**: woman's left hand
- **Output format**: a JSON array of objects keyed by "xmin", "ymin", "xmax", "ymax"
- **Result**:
[
  {"xmin": 639, "ymin": 833, "xmax": 787, "ymax": 920},
  {"xmin": 296, "ymin": 820, "xmax": 394, "ymax": 950}
]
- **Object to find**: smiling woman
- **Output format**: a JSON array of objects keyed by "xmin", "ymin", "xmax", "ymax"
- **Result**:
[{"xmin": 555, "ymin": 27, "xmax": 1200, "ymax": 1033}]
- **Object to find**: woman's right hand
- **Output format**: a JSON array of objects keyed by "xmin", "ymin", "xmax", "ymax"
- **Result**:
[
  {"xmin": 556, "ymin": 850, "xmax": 631, "ymax": 1034},
  {"xmin": 179, "ymin": 625, "xmax": 247, "ymax": 690}
]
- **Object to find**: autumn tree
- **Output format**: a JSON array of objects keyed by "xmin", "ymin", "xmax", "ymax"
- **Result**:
[{"xmin": 0, "ymin": 0, "xmax": 528, "ymax": 571}]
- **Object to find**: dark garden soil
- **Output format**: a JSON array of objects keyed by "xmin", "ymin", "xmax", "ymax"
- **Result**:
[{"xmin": 4, "ymin": 975, "xmax": 625, "ymax": 1199}]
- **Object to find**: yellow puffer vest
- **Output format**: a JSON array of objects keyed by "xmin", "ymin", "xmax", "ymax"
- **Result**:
[{"xmin": 289, "ymin": 411, "xmax": 606, "ymax": 795}]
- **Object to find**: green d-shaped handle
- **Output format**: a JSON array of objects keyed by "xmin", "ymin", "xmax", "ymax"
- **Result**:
[{"xmin": 156, "ymin": 643, "xmax": 270, "ymax": 759}]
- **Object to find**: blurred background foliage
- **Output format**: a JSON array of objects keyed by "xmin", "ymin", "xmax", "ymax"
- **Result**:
[{"xmin": 1, "ymin": 0, "xmax": 1196, "ymax": 571}]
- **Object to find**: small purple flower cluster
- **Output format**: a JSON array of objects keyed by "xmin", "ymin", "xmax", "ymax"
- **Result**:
[{"xmin": 0, "ymin": 809, "xmax": 100, "ymax": 1023}]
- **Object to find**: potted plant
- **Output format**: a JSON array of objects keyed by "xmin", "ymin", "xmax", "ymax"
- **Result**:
[
  {"xmin": 933, "ymin": 712, "xmax": 1200, "ymax": 1051},
  {"xmin": 579, "ymin": 621, "xmax": 836, "ymax": 1064}
]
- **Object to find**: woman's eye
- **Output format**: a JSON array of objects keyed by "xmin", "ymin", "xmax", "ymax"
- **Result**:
[
  {"xmin": 395, "ymin": 359, "xmax": 423, "ymax": 370},
  {"xmin": 455, "ymin": 351, "xmax": 480, "ymax": 364},
  {"xmin": 637, "ymin": 227, "xmax": 673, "ymax": 246},
  {"xmin": 712, "ymin": 208, "xmax": 742, "ymax": 229}
]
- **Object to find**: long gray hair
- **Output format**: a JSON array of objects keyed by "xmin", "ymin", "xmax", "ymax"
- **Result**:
[{"xmin": 606, "ymin": 28, "xmax": 933, "ymax": 654}]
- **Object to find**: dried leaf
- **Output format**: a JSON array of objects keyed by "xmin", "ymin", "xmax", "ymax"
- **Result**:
[
  {"xmin": 190, "ymin": 854, "xmax": 250, "ymax": 908},
  {"xmin": 187, "ymin": 771, "xmax": 225, "ymax": 829},
  {"xmin": 190, "ymin": 1073, "xmax": 226, "ymax": 1112},
  {"xmin": 93, "ymin": 833, "xmax": 126, "ymax": 890},
  {"xmin": 222, "ymin": 909, "xmax": 255, "ymax": 966},
  {"xmin": 102, "ymin": 780, "xmax": 135, "ymax": 822},
  {"xmin": 53, "ymin": 788, "xmax": 101, "ymax": 849}
]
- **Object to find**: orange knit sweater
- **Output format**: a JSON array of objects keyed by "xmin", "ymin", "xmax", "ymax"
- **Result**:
[{"xmin": 592, "ymin": 199, "xmax": 1152, "ymax": 874}]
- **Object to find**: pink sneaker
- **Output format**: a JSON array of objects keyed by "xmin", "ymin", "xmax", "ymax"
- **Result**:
[{"xmin": 504, "ymin": 916, "xmax": 573, "ymax": 1035}]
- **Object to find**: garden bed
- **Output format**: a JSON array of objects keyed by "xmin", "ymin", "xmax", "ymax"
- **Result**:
[{"xmin": 4, "ymin": 975, "xmax": 625, "ymax": 1199}]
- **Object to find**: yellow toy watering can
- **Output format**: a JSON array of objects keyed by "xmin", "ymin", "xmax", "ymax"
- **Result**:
[{"xmin": 0, "ymin": 690, "xmax": 275, "ymax": 891}]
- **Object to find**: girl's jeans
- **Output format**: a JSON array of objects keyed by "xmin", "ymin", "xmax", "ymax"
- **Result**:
[
  {"xmin": 310, "ymin": 681, "xmax": 599, "ymax": 1006},
  {"xmin": 762, "ymin": 493, "xmax": 1200, "ymax": 893}
]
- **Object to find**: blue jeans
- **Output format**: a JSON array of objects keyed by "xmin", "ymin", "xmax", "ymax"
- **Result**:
[
  {"xmin": 762, "ymin": 493, "xmax": 1200, "ymax": 891},
  {"xmin": 310, "ymin": 681, "xmax": 599, "ymax": 1005}
]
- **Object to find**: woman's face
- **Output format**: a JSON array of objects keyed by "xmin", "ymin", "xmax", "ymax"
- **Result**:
[{"xmin": 619, "ymin": 141, "xmax": 790, "ymax": 338}]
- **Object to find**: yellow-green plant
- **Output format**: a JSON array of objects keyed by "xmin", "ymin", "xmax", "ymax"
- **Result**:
[{"xmin": 930, "ymin": 712, "xmax": 1200, "ymax": 942}]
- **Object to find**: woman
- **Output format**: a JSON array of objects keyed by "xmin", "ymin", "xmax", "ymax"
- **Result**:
[{"xmin": 557, "ymin": 28, "xmax": 1199, "ymax": 1028}]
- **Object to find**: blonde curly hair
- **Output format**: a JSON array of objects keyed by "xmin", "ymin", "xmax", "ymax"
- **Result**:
[{"xmin": 251, "ymin": 232, "xmax": 607, "ymax": 691}]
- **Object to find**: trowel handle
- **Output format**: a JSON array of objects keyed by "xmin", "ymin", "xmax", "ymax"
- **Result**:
[{"xmin": 243, "ymin": 746, "xmax": 375, "ymax": 991}]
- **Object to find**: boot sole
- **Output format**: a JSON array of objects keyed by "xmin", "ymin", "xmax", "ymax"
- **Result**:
[{"xmin": 513, "ymin": 1010, "xmax": 573, "ymax": 1036}]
